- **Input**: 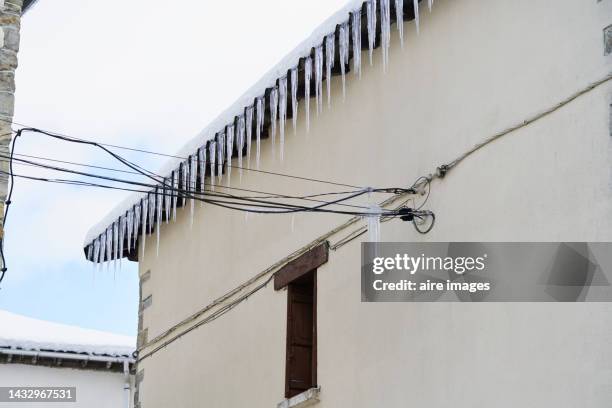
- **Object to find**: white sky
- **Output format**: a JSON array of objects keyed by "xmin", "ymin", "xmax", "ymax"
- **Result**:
[{"xmin": 2, "ymin": 0, "xmax": 349, "ymax": 334}]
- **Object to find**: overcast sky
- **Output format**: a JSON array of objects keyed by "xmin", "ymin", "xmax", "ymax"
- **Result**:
[{"xmin": 0, "ymin": 0, "xmax": 348, "ymax": 336}]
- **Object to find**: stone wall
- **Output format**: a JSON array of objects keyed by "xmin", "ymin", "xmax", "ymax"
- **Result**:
[{"xmin": 0, "ymin": 0, "xmax": 21, "ymax": 256}]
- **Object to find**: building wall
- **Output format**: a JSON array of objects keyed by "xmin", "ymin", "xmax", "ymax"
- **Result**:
[
  {"xmin": 136, "ymin": 0, "xmax": 612, "ymax": 407},
  {"xmin": 0, "ymin": 363, "xmax": 133, "ymax": 408},
  {"xmin": 0, "ymin": 0, "xmax": 21, "ymax": 251}
]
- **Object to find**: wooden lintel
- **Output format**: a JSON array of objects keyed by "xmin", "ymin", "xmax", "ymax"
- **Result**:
[{"xmin": 274, "ymin": 243, "xmax": 329, "ymax": 290}]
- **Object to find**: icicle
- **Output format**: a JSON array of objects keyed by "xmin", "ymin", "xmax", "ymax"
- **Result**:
[
  {"xmin": 127, "ymin": 208, "xmax": 134, "ymax": 254},
  {"xmin": 245, "ymin": 106, "xmax": 253, "ymax": 167},
  {"xmin": 93, "ymin": 238, "xmax": 100, "ymax": 269},
  {"xmin": 156, "ymin": 187, "xmax": 162, "ymax": 255},
  {"xmin": 87, "ymin": 244, "xmax": 93, "ymax": 270},
  {"xmin": 112, "ymin": 221, "xmax": 118, "ymax": 272},
  {"xmin": 256, "ymin": 97, "xmax": 264, "ymax": 168},
  {"xmin": 198, "ymin": 146, "xmax": 207, "ymax": 196},
  {"xmin": 395, "ymin": 0, "xmax": 404, "ymax": 47},
  {"xmin": 119, "ymin": 216, "xmax": 125, "ymax": 265},
  {"xmin": 381, "ymin": 0, "xmax": 391, "ymax": 71},
  {"xmin": 209, "ymin": 142, "xmax": 216, "ymax": 191},
  {"xmin": 164, "ymin": 177, "xmax": 171, "ymax": 224},
  {"xmin": 278, "ymin": 77, "xmax": 287, "ymax": 161},
  {"xmin": 148, "ymin": 194, "xmax": 155, "ymax": 250},
  {"xmin": 99, "ymin": 232, "xmax": 106, "ymax": 266},
  {"xmin": 217, "ymin": 132, "xmax": 225, "ymax": 183},
  {"xmin": 226, "ymin": 124, "xmax": 234, "ymax": 186},
  {"xmin": 133, "ymin": 204, "xmax": 140, "ymax": 252},
  {"xmin": 428, "ymin": 0, "xmax": 432, "ymax": 12},
  {"xmin": 367, "ymin": 203, "xmax": 382, "ymax": 242},
  {"xmin": 325, "ymin": 34, "xmax": 335, "ymax": 108},
  {"xmin": 352, "ymin": 10, "xmax": 362, "ymax": 78},
  {"xmin": 367, "ymin": 0, "xmax": 377, "ymax": 65},
  {"xmin": 339, "ymin": 22, "xmax": 349, "ymax": 99},
  {"xmin": 290, "ymin": 68, "xmax": 298, "ymax": 135},
  {"xmin": 105, "ymin": 227, "xmax": 112, "ymax": 270},
  {"xmin": 304, "ymin": 56, "xmax": 312, "ymax": 131},
  {"xmin": 237, "ymin": 115, "xmax": 245, "ymax": 181},
  {"xmin": 169, "ymin": 170, "xmax": 178, "ymax": 220},
  {"xmin": 181, "ymin": 161, "xmax": 189, "ymax": 214},
  {"xmin": 141, "ymin": 197, "xmax": 147, "ymax": 259},
  {"xmin": 413, "ymin": 0, "xmax": 419, "ymax": 34},
  {"xmin": 314, "ymin": 45, "xmax": 323, "ymax": 114},
  {"xmin": 189, "ymin": 154, "xmax": 197, "ymax": 223},
  {"xmin": 269, "ymin": 87, "xmax": 278, "ymax": 159},
  {"xmin": 147, "ymin": 193, "xmax": 154, "ymax": 234}
]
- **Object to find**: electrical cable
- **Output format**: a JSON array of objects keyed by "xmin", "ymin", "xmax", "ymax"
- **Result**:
[
  {"xmin": 0, "ymin": 117, "xmax": 363, "ymax": 189},
  {"xmin": 0, "ymin": 155, "xmax": 374, "ymax": 211},
  {"xmin": 0, "ymin": 129, "xmax": 22, "ymax": 285},
  {"xmin": 9, "ymin": 128, "xmax": 383, "ymax": 216}
]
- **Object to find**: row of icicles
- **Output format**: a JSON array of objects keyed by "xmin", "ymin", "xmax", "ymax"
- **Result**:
[{"xmin": 85, "ymin": 0, "xmax": 435, "ymax": 268}]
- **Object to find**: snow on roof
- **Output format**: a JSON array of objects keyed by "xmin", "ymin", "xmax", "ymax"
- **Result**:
[
  {"xmin": 84, "ymin": 0, "xmax": 366, "ymax": 248},
  {"xmin": 83, "ymin": 0, "xmax": 425, "ymax": 261},
  {"xmin": 0, "ymin": 310, "xmax": 135, "ymax": 358}
]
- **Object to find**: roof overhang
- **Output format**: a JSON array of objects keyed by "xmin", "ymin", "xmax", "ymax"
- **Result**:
[{"xmin": 82, "ymin": 0, "xmax": 424, "ymax": 263}]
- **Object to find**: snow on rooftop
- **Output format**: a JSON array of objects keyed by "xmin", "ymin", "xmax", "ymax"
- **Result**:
[
  {"xmin": 83, "ymin": 0, "xmax": 366, "ymax": 246},
  {"xmin": 0, "ymin": 310, "xmax": 135, "ymax": 357}
]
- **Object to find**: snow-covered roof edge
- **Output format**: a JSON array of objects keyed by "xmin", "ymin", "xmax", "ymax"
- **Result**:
[
  {"xmin": 84, "ymin": 0, "xmax": 366, "ymax": 247},
  {"xmin": 0, "ymin": 310, "xmax": 135, "ymax": 358},
  {"xmin": 83, "ymin": 0, "xmax": 425, "ymax": 260}
]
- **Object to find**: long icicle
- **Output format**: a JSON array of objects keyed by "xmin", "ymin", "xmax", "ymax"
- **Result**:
[
  {"xmin": 314, "ymin": 45, "xmax": 323, "ymax": 114},
  {"xmin": 106, "ymin": 227, "xmax": 112, "ymax": 271},
  {"xmin": 164, "ymin": 176, "xmax": 171, "ymax": 223},
  {"xmin": 126, "ymin": 208, "xmax": 133, "ymax": 254},
  {"xmin": 141, "ymin": 197, "xmax": 147, "ymax": 260},
  {"xmin": 190, "ymin": 154, "xmax": 197, "ymax": 223},
  {"xmin": 148, "ymin": 192, "xmax": 155, "ymax": 249},
  {"xmin": 156, "ymin": 187, "xmax": 162, "ymax": 255},
  {"xmin": 133, "ymin": 203, "xmax": 140, "ymax": 252},
  {"xmin": 381, "ymin": 0, "xmax": 391, "ymax": 71},
  {"xmin": 99, "ymin": 230, "xmax": 106, "ymax": 268},
  {"xmin": 173, "ymin": 170, "xmax": 179, "ymax": 220},
  {"xmin": 325, "ymin": 34, "xmax": 335, "ymax": 109},
  {"xmin": 93, "ymin": 238, "xmax": 100, "ymax": 271},
  {"xmin": 112, "ymin": 221, "xmax": 118, "ymax": 272},
  {"xmin": 367, "ymin": 0, "xmax": 377, "ymax": 65},
  {"xmin": 217, "ymin": 132, "xmax": 225, "ymax": 184},
  {"xmin": 209, "ymin": 141, "xmax": 216, "ymax": 191},
  {"xmin": 395, "ymin": 0, "xmax": 404, "ymax": 47},
  {"xmin": 290, "ymin": 68, "xmax": 298, "ymax": 135},
  {"xmin": 256, "ymin": 96, "xmax": 264, "ymax": 168},
  {"xmin": 339, "ymin": 22, "xmax": 349, "ymax": 99},
  {"xmin": 367, "ymin": 190, "xmax": 382, "ymax": 242},
  {"xmin": 246, "ymin": 106, "xmax": 253, "ymax": 168},
  {"xmin": 304, "ymin": 56, "xmax": 312, "ymax": 131},
  {"xmin": 278, "ymin": 77, "xmax": 287, "ymax": 161},
  {"xmin": 269, "ymin": 87, "xmax": 278, "ymax": 160},
  {"xmin": 118, "ymin": 216, "xmax": 125, "ymax": 269},
  {"xmin": 226, "ymin": 124, "xmax": 234, "ymax": 186},
  {"xmin": 181, "ymin": 160, "xmax": 189, "ymax": 212},
  {"xmin": 198, "ymin": 146, "xmax": 207, "ymax": 205},
  {"xmin": 352, "ymin": 10, "xmax": 362, "ymax": 78},
  {"xmin": 237, "ymin": 115, "xmax": 245, "ymax": 181},
  {"xmin": 414, "ymin": 0, "xmax": 420, "ymax": 34},
  {"xmin": 428, "ymin": 0, "xmax": 433, "ymax": 12}
]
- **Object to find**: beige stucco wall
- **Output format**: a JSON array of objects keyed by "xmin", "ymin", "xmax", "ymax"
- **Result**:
[
  {"xmin": 0, "ymin": 363, "xmax": 133, "ymax": 408},
  {"xmin": 136, "ymin": 0, "xmax": 612, "ymax": 407}
]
